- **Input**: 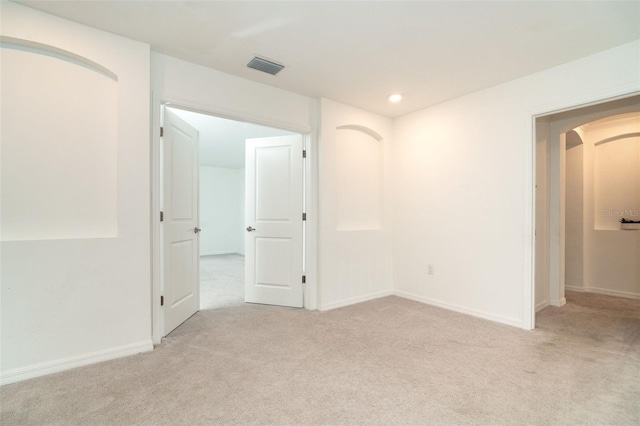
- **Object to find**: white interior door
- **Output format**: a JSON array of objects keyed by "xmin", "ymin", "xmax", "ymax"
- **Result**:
[
  {"xmin": 162, "ymin": 109, "xmax": 200, "ymax": 335},
  {"xmin": 245, "ymin": 135, "xmax": 304, "ymax": 308}
]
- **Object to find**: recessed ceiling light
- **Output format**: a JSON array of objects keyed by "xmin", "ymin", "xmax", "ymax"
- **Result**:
[{"xmin": 388, "ymin": 94, "xmax": 402, "ymax": 103}]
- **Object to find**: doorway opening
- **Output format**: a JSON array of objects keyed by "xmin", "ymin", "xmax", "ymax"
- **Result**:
[
  {"xmin": 152, "ymin": 100, "xmax": 317, "ymax": 344},
  {"xmin": 167, "ymin": 107, "xmax": 299, "ymax": 313},
  {"xmin": 534, "ymin": 94, "xmax": 640, "ymax": 327}
]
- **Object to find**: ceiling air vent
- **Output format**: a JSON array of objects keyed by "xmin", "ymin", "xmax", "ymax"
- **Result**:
[{"xmin": 247, "ymin": 56, "xmax": 285, "ymax": 76}]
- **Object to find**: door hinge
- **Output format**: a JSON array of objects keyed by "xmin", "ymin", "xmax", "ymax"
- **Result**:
[
  {"xmin": 160, "ymin": 295, "xmax": 164, "ymax": 306},
  {"xmin": 160, "ymin": 127, "xmax": 164, "ymax": 137},
  {"xmin": 302, "ymin": 275, "xmax": 306, "ymax": 284},
  {"xmin": 302, "ymin": 212, "xmax": 306, "ymax": 221},
  {"xmin": 160, "ymin": 211, "xmax": 164, "ymax": 222},
  {"xmin": 302, "ymin": 149, "xmax": 307, "ymax": 158}
]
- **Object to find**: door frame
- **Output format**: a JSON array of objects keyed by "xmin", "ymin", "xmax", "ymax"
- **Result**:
[
  {"xmin": 528, "ymin": 90, "xmax": 640, "ymax": 331},
  {"xmin": 151, "ymin": 99, "xmax": 318, "ymax": 344}
]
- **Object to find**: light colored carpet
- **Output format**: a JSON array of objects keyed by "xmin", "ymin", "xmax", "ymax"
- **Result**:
[
  {"xmin": 1, "ymin": 291, "xmax": 639, "ymax": 425},
  {"xmin": 199, "ymin": 254, "xmax": 244, "ymax": 310}
]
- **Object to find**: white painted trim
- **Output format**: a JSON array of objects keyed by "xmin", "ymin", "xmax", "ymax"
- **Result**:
[
  {"xmin": 200, "ymin": 250, "xmax": 244, "ymax": 257},
  {"xmin": 0, "ymin": 340, "xmax": 153, "ymax": 386},
  {"xmin": 565, "ymin": 285, "xmax": 586, "ymax": 293},
  {"xmin": 336, "ymin": 124, "xmax": 383, "ymax": 141},
  {"xmin": 395, "ymin": 290, "xmax": 523, "ymax": 329},
  {"xmin": 550, "ymin": 297, "xmax": 567, "ymax": 307},
  {"xmin": 304, "ymin": 113, "xmax": 319, "ymax": 309},
  {"xmin": 318, "ymin": 290, "xmax": 394, "ymax": 312},
  {"xmin": 523, "ymin": 115, "xmax": 536, "ymax": 331},
  {"xmin": 151, "ymin": 91, "xmax": 163, "ymax": 344},
  {"xmin": 568, "ymin": 286, "xmax": 640, "ymax": 300},
  {"xmin": 163, "ymin": 100, "xmax": 311, "ymax": 135},
  {"xmin": 535, "ymin": 300, "xmax": 550, "ymax": 312},
  {"xmin": 0, "ymin": 36, "xmax": 118, "ymax": 81}
]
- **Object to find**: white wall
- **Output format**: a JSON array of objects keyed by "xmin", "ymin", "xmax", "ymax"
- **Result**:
[
  {"xmin": 318, "ymin": 99, "xmax": 394, "ymax": 310},
  {"xmin": 393, "ymin": 40, "xmax": 640, "ymax": 329},
  {"xmin": 1, "ymin": 3, "xmax": 151, "ymax": 384},
  {"xmin": 200, "ymin": 166, "xmax": 245, "ymax": 256},
  {"xmin": 565, "ymin": 142, "xmax": 584, "ymax": 289},
  {"xmin": 152, "ymin": 53, "xmax": 314, "ymax": 131}
]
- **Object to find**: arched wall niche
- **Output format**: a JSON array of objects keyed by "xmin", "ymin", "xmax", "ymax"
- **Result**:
[
  {"xmin": 568, "ymin": 111, "xmax": 640, "ymax": 230},
  {"xmin": 594, "ymin": 132, "xmax": 640, "ymax": 146},
  {"xmin": 1, "ymin": 37, "xmax": 119, "ymax": 241},
  {"xmin": 1, "ymin": 36, "xmax": 118, "ymax": 80},
  {"xmin": 335, "ymin": 125, "xmax": 383, "ymax": 231},
  {"xmin": 336, "ymin": 124, "xmax": 383, "ymax": 141},
  {"xmin": 590, "ymin": 130, "xmax": 640, "ymax": 230}
]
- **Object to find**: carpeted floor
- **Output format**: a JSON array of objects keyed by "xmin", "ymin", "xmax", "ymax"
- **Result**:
[
  {"xmin": 1, "ymin": 291, "xmax": 639, "ymax": 425},
  {"xmin": 199, "ymin": 254, "xmax": 244, "ymax": 310}
]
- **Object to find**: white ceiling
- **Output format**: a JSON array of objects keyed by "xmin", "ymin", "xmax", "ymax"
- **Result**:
[
  {"xmin": 168, "ymin": 107, "xmax": 296, "ymax": 169},
  {"xmin": 16, "ymin": 1, "xmax": 640, "ymax": 118}
]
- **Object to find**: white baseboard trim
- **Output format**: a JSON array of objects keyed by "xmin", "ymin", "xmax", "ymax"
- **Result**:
[
  {"xmin": 565, "ymin": 285, "xmax": 639, "ymax": 300},
  {"xmin": 550, "ymin": 297, "xmax": 567, "ymax": 307},
  {"xmin": 536, "ymin": 300, "xmax": 550, "ymax": 312},
  {"xmin": 394, "ymin": 290, "xmax": 522, "ymax": 329},
  {"xmin": 318, "ymin": 289, "xmax": 394, "ymax": 311},
  {"xmin": 0, "ymin": 340, "xmax": 154, "ymax": 386},
  {"xmin": 584, "ymin": 287, "xmax": 639, "ymax": 300},
  {"xmin": 200, "ymin": 250, "xmax": 243, "ymax": 257}
]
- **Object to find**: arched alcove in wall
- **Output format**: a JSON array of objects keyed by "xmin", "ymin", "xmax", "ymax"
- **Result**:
[
  {"xmin": 592, "ymin": 130, "xmax": 640, "ymax": 230},
  {"xmin": 1, "ymin": 37, "xmax": 119, "ymax": 241},
  {"xmin": 335, "ymin": 125, "xmax": 384, "ymax": 231}
]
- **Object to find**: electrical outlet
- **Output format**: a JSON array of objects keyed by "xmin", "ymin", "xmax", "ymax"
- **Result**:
[{"xmin": 428, "ymin": 264, "xmax": 434, "ymax": 275}]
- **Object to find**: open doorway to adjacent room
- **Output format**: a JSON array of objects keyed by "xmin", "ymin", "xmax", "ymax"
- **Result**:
[
  {"xmin": 167, "ymin": 107, "xmax": 297, "ymax": 311},
  {"xmin": 533, "ymin": 94, "xmax": 640, "ymax": 329}
]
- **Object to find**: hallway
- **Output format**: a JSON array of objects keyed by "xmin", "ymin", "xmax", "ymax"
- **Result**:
[{"xmin": 537, "ymin": 290, "xmax": 640, "ymax": 345}]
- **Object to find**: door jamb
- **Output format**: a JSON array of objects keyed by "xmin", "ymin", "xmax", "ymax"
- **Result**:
[{"xmin": 151, "ymin": 99, "xmax": 317, "ymax": 344}]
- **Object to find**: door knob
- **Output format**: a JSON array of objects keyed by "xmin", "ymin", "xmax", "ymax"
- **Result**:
[
  {"xmin": 246, "ymin": 226, "xmax": 256, "ymax": 232},
  {"xmin": 194, "ymin": 227, "xmax": 201, "ymax": 234}
]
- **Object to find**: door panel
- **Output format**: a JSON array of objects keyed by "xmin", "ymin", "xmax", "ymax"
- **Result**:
[
  {"xmin": 256, "ymin": 146, "xmax": 292, "ymax": 220},
  {"xmin": 170, "ymin": 130, "xmax": 195, "ymax": 219},
  {"xmin": 255, "ymin": 238, "xmax": 292, "ymax": 286},
  {"xmin": 170, "ymin": 240, "xmax": 195, "ymax": 304},
  {"xmin": 245, "ymin": 135, "xmax": 304, "ymax": 308},
  {"xmin": 163, "ymin": 109, "xmax": 200, "ymax": 335}
]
